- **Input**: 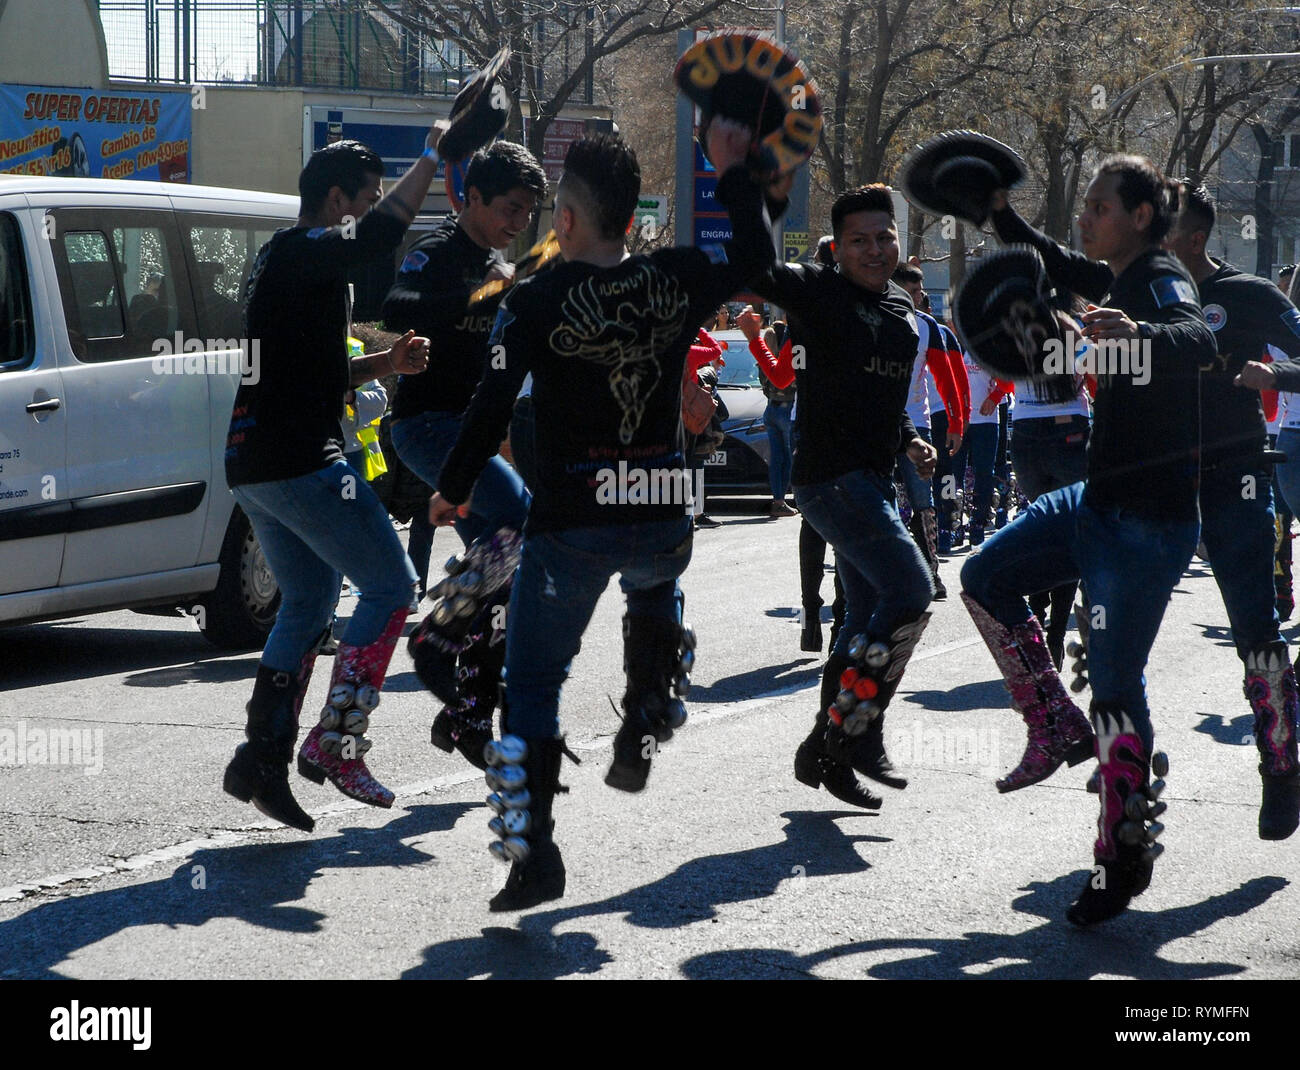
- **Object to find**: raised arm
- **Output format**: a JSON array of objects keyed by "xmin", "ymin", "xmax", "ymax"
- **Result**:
[{"xmin": 989, "ymin": 190, "xmax": 1112, "ymax": 304}]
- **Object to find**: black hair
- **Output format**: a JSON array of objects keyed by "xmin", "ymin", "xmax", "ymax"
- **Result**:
[
  {"xmin": 560, "ymin": 135, "xmax": 641, "ymax": 241},
  {"xmin": 298, "ymin": 140, "xmax": 384, "ymax": 215},
  {"xmin": 1177, "ymin": 180, "xmax": 1216, "ymax": 236},
  {"xmin": 814, "ymin": 234, "xmax": 835, "ymax": 266},
  {"xmin": 892, "ymin": 263, "xmax": 924, "ymax": 285},
  {"xmin": 1095, "ymin": 154, "xmax": 1176, "ymax": 243},
  {"xmin": 464, "ymin": 141, "xmax": 547, "ymax": 205},
  {"xmin": 1280, "ymin": 263, "xmax": 1296, "ymax": 279},
  {"xmin": 831, "ymin": 184, "xmax": 894, "ymax": 239}
]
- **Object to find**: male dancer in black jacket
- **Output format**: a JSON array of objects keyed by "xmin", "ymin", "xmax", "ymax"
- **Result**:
[
  {"xmin": 963, "ymin": 155, "xmax": 1216, "ymax": 925},
  {"xmin": 430, "ymin": 127, "xmax": 793, "ymax": 910}
]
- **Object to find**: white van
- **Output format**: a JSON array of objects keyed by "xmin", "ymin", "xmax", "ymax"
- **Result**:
[{"xmin": 0, "ymin": 176, "xmax": 301, "ymax": 647}]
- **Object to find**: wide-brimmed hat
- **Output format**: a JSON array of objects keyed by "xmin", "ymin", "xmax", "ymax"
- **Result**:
[
  {"xmin": 899, "ymin": 130, "xmax": 1026, "ymax": 226},
  {"xmin": 438, "ymin": 47, "xmax": 512, "ymax": 163},
  {"xmin": 674, "ymin": 31, "xmax": 822, "ymax": 178},
  {"xmin": 954, "ymin": 247, "xmax": 1076, "ymax": 400}
]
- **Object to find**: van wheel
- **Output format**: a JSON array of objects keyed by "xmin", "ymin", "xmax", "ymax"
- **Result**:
[{"xmin": 199, "ymin": 507, "xmax": 279, "ymax": 649}]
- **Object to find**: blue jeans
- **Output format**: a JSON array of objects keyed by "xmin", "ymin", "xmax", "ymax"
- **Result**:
[
  {"xmin": 1275, "ymin": 428, "xmax": 1300, "ymax": 516},
  {"xmin": 949, "ymin": 422, "xmax": 997, "ymax": 528},
  {"xmin": 794, "ymin": 469, "xmax": 934, "ymax": 658},
  {"xmin": 504, "ymin": 517, "xmax": 693, "ymax": 738},
  {"xmin": 1009, "ymin": 415, "xmax": 1090, "ymax": 501},
  {"xmin": 1200, "ymin": 458, "xmax": 1281, "ymax": 659},
  {"xmin": 764, "ymin": 400, "xmax": 794, "ymax": 501},
  {"xmin": 960, "ymin": 482, "xmax": 1198, "ymax": 745},
  {"xmin": 896, "ymin": 425, "xmax": 934, "ymax": 511},
  {"xmin": 233, "ymin": 462, "xmax": 419, "ymax": 670},
  {"xmin": 391, "ymin": 409, "xmax": 530, "ymax": 548}
]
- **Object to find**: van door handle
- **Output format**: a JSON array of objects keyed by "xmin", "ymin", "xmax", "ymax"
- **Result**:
[{"xmin": 26, "ymin": 397, "xmax": 62, "ymax": 413}]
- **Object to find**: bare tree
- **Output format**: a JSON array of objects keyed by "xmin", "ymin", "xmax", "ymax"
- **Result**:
[
  {"xmin": 372, "ymin": 0, "xmax": 750, "ymax": 185},
  {"xmin": 796, "ymin": 0, "xmax": 1067, "ymax": 194}
]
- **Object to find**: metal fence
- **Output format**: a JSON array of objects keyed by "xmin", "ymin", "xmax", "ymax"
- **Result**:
[{"xmin": 95, "ymin": 1, "xmax": 471, "ymax": 93}]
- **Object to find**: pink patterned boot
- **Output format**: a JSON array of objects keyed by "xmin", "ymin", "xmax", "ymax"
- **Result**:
[
  {"xmin": 298, "ymin": 608, "xmax": 408, "ymax": 807},
  {"xmin": 1245, "ymin": 642, "xmax": 1300, "ymax": 840},
  {"xmin": 1067, "ymin": 706, "xmax": 1168, "ymax": 926},
  {"xmin": 962, "ymin": 593, "xmax": 1095, "ymax": 792}
]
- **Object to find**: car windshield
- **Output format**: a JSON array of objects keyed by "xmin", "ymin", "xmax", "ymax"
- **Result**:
[{"xmin": 711, "ymin": 331, "xmax": 761, "ymax": 388}]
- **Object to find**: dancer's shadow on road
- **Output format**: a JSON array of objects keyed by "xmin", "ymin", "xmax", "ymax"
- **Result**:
[
  {"xmin": 678, "ymin": 873, "xmax": 1288, "ymax": 979},
  {"xmin": 405, "ymin": 809, "xmax": 883, "ymax": 979},
  {"xmin": 904, "ymin": 679, "xmax": 1011, "ymax": 713},
  {"xmin": 1194, "ymin": 712, "xmax": 1256, "ymax": 746},
  {"xmin": 764, "ymin": 606, "xmax": 834, "ymax": 622},
  {"xmin": 370, "ymin": 668, "xmax": 428, "ymax": 694},
  {"xmin": 0, "ymin": 802, "xmax": 474, "ymax": 979},
  {"xmin": 124, "ymin": 657, "xmax": 261, "ymax": 687},
  {"xmin": 685, "ymin": 659, "xmax": 822, "ymax": 703},
  {"xmin": 1193, "ymin": 622, "xmax": 1238, "ymax": 648},
  {"xmin": 2, "ymin": 619, "xmax": 254, "ymax": 689}
]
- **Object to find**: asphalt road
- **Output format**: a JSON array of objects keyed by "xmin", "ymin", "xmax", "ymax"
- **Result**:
[{"xmin": 1, "ymin": 503, "xmax": 1297, "ymax": 980}]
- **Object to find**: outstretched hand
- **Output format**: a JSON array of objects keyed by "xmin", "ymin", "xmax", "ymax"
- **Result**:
[
  {"xmin": 388, "ymin": 330, "xmax": 430, "ymax": 375},
  {"xmin": 1080, "ymin": 305, "xmax": 1140, "ymax": 342},
  {"xmin": 735, "ymin": 304, "xmax": 763, "ymax": 342},
  {"xmin": 1235, "ymin": 360, "xmax": 1277, "ymax": 390},
  {"xmin": 428, "ymin": 492, "xmax": 470, "ymax": 528},
  {"xmin": 907, "ymin": 437, "xmax": 938, "ymax": 480},
  {"xmin": 706, "ymin": 116, "xmax": 754, "ymax": 175},
  {"xmin": 426, "ymin": 119, "xmax": 450, "ymax": 156}
]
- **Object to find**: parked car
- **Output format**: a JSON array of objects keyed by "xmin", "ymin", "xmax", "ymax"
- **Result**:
[
  {"xmin": 697, "ymin": 330, "xmax": 773, "ymax": 497},
  {"xmin": 0, "ymin": 176, "xmax": 300, "ymax": 647}
]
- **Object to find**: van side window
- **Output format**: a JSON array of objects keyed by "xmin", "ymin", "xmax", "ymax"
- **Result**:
[
  {"xmin": 184, "ymin": 215, "xmax": 291, "ymax": 340},
  {"xmin": 50, "ymin": 208, "xmax": 196, "ymax": 363},
  {"xmin": 0, "ymin": 213, "xmax": 35, "ymax": 372},
  {"xmin": 61, "ymin": 230, "xmax": 124, "ymax": 349}
]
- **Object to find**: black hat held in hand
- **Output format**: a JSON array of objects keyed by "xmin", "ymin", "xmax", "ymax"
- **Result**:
[{"xmin": 899, "ymin": 130, "xmax": 1026, "ymax": 227}]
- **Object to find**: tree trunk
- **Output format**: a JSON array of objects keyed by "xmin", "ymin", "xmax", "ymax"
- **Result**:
[
  {"xmin": 1252, "ymin": 122, "xmax": 1277, "ymax": 279},
  {"xmin": 950, "ymin": 220, "xmax": 967, "ymax": 290}
]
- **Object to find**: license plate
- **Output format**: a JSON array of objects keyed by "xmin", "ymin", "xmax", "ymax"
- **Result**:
[{"xmin": 704, "ymin": 451, "xmax": 726, "ymax": 466}]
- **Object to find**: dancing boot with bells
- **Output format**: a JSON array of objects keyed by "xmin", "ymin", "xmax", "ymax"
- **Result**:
[
  {"xmin": 487, "ymin": 733, "xmax": 576, "ymax": 911},
  {"xmin": 298, "ymin": 608, "xmax": 408, "ymax": 807},
  {"xmin": 605, "ymin": 613, "xmax": 694, "ymax": 792},
  {"xmin": 1066, "ymin": 598, "xmax": 1091, "ymax": 695},
  {"xmin": 223, "ymin": 641, "xmax": 323, "ymax": 832},
  {"xmin": 962, "ymin": 594, "xmax": 1094, "ymax": 792},
  {"xmin": 408, "ymin": 527, "xmax": 522, "ymax": 706},
  {"xmin": 823, "ymin": 612, "xmax": 933, "ymax": 789},
  {"xmin": 1067, "ymin": 706, "xmax": 1168, "ymax": 926},
  {"xmin": 1245, "ymin": 643, "xmax": 1300, "ymax": 840},
  {"xmin": 429, "ymin": 588, "xmax": 509, "ymax": 770},
  {"xmin": 793, "ymin": 650, "xmax": 882, "ymax": 809}
]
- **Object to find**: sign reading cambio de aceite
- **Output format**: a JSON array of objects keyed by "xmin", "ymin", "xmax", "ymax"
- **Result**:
[{"xmin": 0, "ymin": 84, "xmax": 192, "ymax": 181}]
